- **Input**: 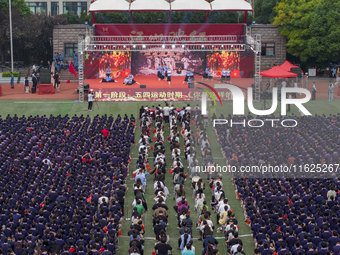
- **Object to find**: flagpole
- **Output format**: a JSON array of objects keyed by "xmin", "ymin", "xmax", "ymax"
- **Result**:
[{"xmin": 9, "ymin": 0, "xmax": 14, "ymax": 72}]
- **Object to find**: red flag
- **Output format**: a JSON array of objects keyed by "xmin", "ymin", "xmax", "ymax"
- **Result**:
[
  {"xmin": 153, "ymin": 136, "xmax": 156, "ymax": 141},
  {"xmin": 185, "ymin": 173, "xmax": 188, "ymax": 178},
  {"xmin": 133, "ymin": 173, "xmax": 136, "ymax": 178},
  {"xmin": 69, "ymin": 62, "xmax": 78, "ymax": 78},
  {"xmin": 181, "ymin": 129, "xmax": 185, "ymax": 134},
  {"xmin": 169, "ymin": 169, "xmax": 173, "ymax": 174},
  {"xmin": 142, "ymin": 225, "xmax": 145, "ymax": 230},
  {"xmin": 66, "ymin": 79, "xmax": 70, "ymax": 83},
  {"xmin": 86, "ymin": 194, "xmax": 92, "ymax": 203},
  {"xmin": 246, "ymin": 218, "xmax": 250, "ymax": 225},
  {"xmin": 148, "ymin": 168, "xmax": 152, "ymax": 172},
  {"xmin": 152, "ymin": 251, "xmax": 156, "ymax": 255},
  {"xmin": 146, "ymin": 163, "xmax": 150, "ymax": 168},
  {"xmin": 153, "ymin": 128, "xmax": 156, "ymax": 133},
  {"xmin": 118, "ymin": 230, "xmax": 122, "ymax": 235},
  {"xmin": 151, "ymin": 146, "xmax": 154, "ymax": 150},
  {"xmin": 103, "ymin": 226, "xmax": 108, "ymax": 233},
  {"xmin": 99, "ymin": 247, "xmax": 105, "ymax": 252},
  {"xmin": 67, "ymin": 171, "xmax": 70, "ymax": 177},
  {"xmin": 69, "ymin": 247, "xmax": 75, "ymax": 253}
]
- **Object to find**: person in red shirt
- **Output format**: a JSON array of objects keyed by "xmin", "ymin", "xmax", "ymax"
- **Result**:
[{"xmin": 102, "ymin": 127, "xmax": 110, "ymax": 138}]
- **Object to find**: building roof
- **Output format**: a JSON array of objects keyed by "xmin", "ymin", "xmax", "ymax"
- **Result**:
[
  {"xmin": 210, "ymin": 0, "xmax": 253, "ymax": 11},
  {"xmin": 89, "ymin": 0, "xmax": 130, "ymax": 12},
  {"xmin": 130, "ymin": 0, "xmax": 170, "ymax": 11},
  {"xmin": 171, "ymin": 0, "xmax": 211, "ymax": 11},
  {"xmin": 89, "ymin": 0, "xmax": 253, "ymax": 12},
  {"xmin": 260, "ymin": 66, "xmax": 298, "ymax": 78}
]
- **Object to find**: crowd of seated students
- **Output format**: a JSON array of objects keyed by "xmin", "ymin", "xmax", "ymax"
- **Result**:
[
  {"xmin": 0, "ymin": 113, "xmax": 136, "ymax": 254},
  {"xmin": 191, "ymin": 112, "xmax": 245, "ymax": 255},
  {"xmin": 213, "ymin": 113, "xmax": 340, "ymax": 255}
]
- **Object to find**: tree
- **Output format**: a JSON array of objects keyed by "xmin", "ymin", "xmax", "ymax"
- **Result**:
[
  {"xmin": 308, "ymin": 0, "xmax": 340, "ymax": 64},
  {"xmin": 273, "ymin": 0, "xmax": 320, "ymax": 62},
  {"xmin": 0, "ymin": 0, "xmax": 31, "ymax": 17},
  {"xmin": 254, "ymin": 0, "xmax": 279, "ymax": 24}
]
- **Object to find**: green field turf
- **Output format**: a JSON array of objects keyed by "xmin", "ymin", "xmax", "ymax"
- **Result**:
[{"xmin": 0, "ymin": 99, "xmax": 339, "ymax": 255}]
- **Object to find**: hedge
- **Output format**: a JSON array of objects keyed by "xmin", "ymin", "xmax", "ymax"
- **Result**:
[{"xmin": 2, "ymin": 72, "xmax": 19, "ymax": 78}]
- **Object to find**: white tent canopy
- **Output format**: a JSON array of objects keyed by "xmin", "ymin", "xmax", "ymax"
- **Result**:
[
  {"xmin": 171, "ymin": 0, "xmax": 211, "ymax": 11},
  {"xmin": 130, "ymin": 0, "xmax": 170, "ymax": 11},
  {"xmin": 89, "ymin": 0, "xmax": 253, "ymax": 12},
  {"xmin": 89, "ymin": 0, "xmax": 130, "ymax": 12},
  {"xmin": 211, "ymin": 0, "xmax": 253, "ymax": 11}
]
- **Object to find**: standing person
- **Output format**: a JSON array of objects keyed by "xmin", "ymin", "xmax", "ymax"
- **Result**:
[
  {"xmin": 329, "ymin": 83, "xmax": 334, "ymax": 101},
  {"xmin": 24, "ymin": 77, "xmax": 29, "ymax": 93},
  {"xmin": 312, "ymin": 82, "xmax": 317, "ymax": 100},
  {"xmin": 167, "ymin": 68, "xmax": 171, "ymax": 85},
  {"xmin": 31, "ymin": 74, "xmax": 37, "ymax": 93},
  {"xmin": 287, "ymin": 94, "xmax": 292, "ymax": 112},
  {"xmin": 226, "ymin": 69, "xmax": 231, "ymax": 84},
  {"xmin": 88, "ymin": 91, "xmax": 94, "ymax": 111},
  {"xmin": 219, "ymin": 68, "xmax": 226, "ymax": 83},
  {"xmin": 53, "ymin": 72, "xmax": 60, "ymax": 90},
  {"xmin": 10, "ymin": 72, "xmax": 14, "ymax": 89},
  {"xmin": 163, "ymin": 103, "xmax": 170, "ymax": 123}
]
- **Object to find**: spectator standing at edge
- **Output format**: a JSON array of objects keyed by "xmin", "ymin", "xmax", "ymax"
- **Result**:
[
  {"xmin": 312, "ymin": 82, "xmax": 317, "ymax": 100},
  {"xmin": 329, "ymin": 83, "xmax": 334, "ymax": 101},
  {"xmin": 88, "ymin": 91, "xmax": 94, "ymax": 111}
]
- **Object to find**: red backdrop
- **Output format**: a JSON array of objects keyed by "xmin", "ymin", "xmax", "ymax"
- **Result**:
[{"xmin": 95, "ymin": 24, "xmax": 244, "ymax": 37}]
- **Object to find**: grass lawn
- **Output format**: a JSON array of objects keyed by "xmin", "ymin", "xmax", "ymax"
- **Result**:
[{"xmin": 0, "ymin": 99, "xmax": 339, "ymax": 255}]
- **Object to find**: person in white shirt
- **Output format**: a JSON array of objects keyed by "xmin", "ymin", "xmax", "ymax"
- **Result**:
[
  {"xmin": 163, "ymin": 104, "xmax": 170, "ymax": 123},
  {"xmin": 88, "ymin": 91, "xmax": 94, "ymax": 111},
  {"xmin": 185, "ymin": 104, "xmax": 191, "ymax": 111}
]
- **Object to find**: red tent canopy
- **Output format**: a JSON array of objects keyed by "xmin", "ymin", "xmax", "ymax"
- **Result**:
[
  {"xmin": 280, "ymin": 61, "xmax": 299, "ymax": 72},
  {"xmin": 260, "ymin": 66, "xmax": 298, "ymax": 78}
]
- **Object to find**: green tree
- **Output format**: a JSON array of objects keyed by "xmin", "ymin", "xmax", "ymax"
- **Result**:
[
  {"xmin": 254, "ymin": 0, "xmax": 279, "ymax": 24},
  {"xmin": 273, "ymin": 0, "xmax": 320, "ymax": 62},
  {"xmin": 0, "ymin": 0, "xmax": 31, "ymax": 17},
  {"xmin": 308, "ymin": 0, "xmax": 340, "ymax": 64}
]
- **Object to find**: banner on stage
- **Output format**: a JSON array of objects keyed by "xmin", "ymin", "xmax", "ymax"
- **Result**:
[{"xmin": 90, "ymin": 88, "xmax": 247, "ymax": 102}]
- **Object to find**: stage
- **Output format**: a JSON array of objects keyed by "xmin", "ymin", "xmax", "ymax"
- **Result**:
[{"xmin": 85, "ymin": 76, "xmax": 253, "ymax": 101}]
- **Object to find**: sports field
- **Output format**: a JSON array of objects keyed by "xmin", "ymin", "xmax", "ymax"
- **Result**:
[{"xmin": 0, "ymin": 99, "xmax": 339, "ymax": 255}]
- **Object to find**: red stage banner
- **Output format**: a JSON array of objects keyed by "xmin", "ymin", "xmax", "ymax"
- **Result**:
[
  {"xmin": 89, "ymin": 88, "xmax": 247, "ymax": 102},
  {"xmin": 95, "ymin": 24, "xmax": 244, "ymax": 38}
]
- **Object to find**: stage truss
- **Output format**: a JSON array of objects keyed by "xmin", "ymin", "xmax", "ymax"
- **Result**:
[{"xmin": 78, "ymin": 33, "xmax": 258, "ymax": 102}]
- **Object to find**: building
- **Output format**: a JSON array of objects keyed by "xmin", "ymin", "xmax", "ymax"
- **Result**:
[
  {"xmin": 248, "ymin": 24, "xmax": 287, "ymax": 71},
  {"xmin": 53, "ymin": 25, "xmax": 93, "ymax": 60},
  {"xmin": 25, "ymin": 0, "xmax": 91, "ymax": 15}
]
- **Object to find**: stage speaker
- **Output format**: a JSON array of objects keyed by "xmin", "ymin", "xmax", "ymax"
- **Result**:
[
  {"xmin": 40, "ymin": 69, "xmax": 51, "ymax": 84},
  {"xmin": 140, "ymin": 85, "xmax": 146, "ymax": 88},
  {"xmin": 188, "ymin": 84, "xmax": 194, "ymax": 88}
]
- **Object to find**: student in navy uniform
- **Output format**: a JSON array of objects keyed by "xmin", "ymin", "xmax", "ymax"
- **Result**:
[
  {"xmin": 24, "ymin": 77, "xmax": 29, "ymax": 93},
  {"xmin": 101, "ymin": 73, "xmax": 118, "ymax": 83},
  {"xmin": 157, "ymin": 64, "xmax": 162, "ymax": 80},
  {"xmin": 59, "ymin": 51, "xmax": 66, "ymax": 64},
  {"xmin": 226, "ymin": 69, "xmax": 231, "ymax": 83},
  {"xmin": 219, "ymin": 68, "xmax": 227, "ymax": 83}
]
